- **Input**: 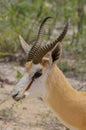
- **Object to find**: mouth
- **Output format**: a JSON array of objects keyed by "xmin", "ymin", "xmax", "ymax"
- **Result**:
[{"xmin": 12, "ymin": 80, "xmax": 33, "ymax": 101}]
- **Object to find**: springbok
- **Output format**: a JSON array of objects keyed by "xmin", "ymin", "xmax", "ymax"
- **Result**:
[{"xmin": 12, "ymin": 17, "xmax": 86, "ymax": 130}]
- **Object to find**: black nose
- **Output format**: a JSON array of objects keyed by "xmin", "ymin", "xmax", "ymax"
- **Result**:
[{"xmin": 12, "ymin": 92, "xmax": 19, "ymax": 99}]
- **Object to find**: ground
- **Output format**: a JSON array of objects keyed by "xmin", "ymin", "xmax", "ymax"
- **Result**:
[{"xmin": 0, "ymin": 63, "xmax": 86, "ymax": 130}]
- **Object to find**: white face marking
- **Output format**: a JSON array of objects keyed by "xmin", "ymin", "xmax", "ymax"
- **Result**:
[
  {"xmin": 23, "ymin": 63, "xmax": 51, "ymax": 98},
  {"xmin": 12, "ymin": 63, "xmax": 49, "ymax": 100},
  {"xmin": 24, "ymin": 65, "xmax": 48, "ymax": 98}
]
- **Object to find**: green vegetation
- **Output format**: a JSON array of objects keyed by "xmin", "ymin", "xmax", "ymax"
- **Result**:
[
  {"xmin": 16, "ymin": 70, "xmax": 23, "ymax": 79},
  {"xmin": 0, "ymin": 0, "xmax": 86, "ymax": 78}
]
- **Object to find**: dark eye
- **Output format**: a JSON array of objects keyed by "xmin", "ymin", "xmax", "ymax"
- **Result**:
[{"xmin": 33, "ymin": 71, "xmax": 42, "ymax": 79}]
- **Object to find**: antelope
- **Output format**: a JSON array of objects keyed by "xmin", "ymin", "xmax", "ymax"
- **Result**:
[{"xmin": 12, "ymin": 17, "xmax": 86, "ymax": 130}]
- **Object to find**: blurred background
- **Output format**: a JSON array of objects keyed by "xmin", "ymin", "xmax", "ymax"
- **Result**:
[
  {"xmin": 0, "ymin": 1, "xmax": 86, "ymax": 130},
  {"xmin": 0, "ymin": 0, "xmax": 86, "ymax": 79}
]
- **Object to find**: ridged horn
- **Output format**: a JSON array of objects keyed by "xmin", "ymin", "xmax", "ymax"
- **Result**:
[
  {"xmin": 33, "ymin": 21, "xmax": 69, "ymax": 64},
  {"xmin": 35, "ymin": 16, "xmax": 52, "ymax": 46},
  {"xmin": 27, "ymin": 17, "xmax": 52, "ymax": 61}
]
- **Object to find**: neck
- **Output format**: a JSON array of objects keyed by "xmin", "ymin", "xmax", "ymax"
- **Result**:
[{"xmin": 44, "ymin": 64, "xmax": 86, "ymax": 130}]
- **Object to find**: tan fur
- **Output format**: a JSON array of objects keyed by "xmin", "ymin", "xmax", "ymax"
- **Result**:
[
  {"xmin": 45, "ymin": 64, "xmax": 86, "ymax": 130},
  {"xmin": 12, "ymin": 17, "xmax": 86, "ymax": 130},
  {"xmin": 13, "ymin": 57, "xmax": 86, "ymax": 130},
  {"xmin": 12, "ymin": 57, "xmax": 86, "ymax": 130},
  {"xmin": 23, "ymin": 59, "xmax": 86, "ymax": 130},
  {"xmin": 25, "ymin": 61, "xmax": 32, "ymax": 72},
  {"xmin": 42, "ymin": 57, "xmax": 50, "ymax": 67}
]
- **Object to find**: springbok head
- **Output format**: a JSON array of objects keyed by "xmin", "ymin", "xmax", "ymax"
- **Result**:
[{"xmin": 12, "ymin": 17, "xmax": 68, "ymax": 101}]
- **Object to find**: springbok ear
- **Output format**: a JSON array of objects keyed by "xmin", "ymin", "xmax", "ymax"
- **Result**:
[
  {"xmin": 19, "ymin": 35, "xmax": 31, "ymax": 54},
  {"xmin": 51, "ymin": 42, "xmax": 62, "ymax": 62}
]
